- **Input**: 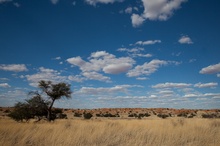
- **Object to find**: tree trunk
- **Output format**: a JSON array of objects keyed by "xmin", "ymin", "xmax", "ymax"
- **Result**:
[{"xmin": 47, "ymin": 99, "xmax": 55, "ymax": 122}]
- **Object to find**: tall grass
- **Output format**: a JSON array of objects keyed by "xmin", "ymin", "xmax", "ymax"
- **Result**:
[{"xmin": 0, "ymin": 118, "xmax": 220, "ymax": 146}]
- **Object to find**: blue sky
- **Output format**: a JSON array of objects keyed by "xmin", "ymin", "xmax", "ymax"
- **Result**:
[{"xmin": 0, "ymin": 0, "xmax": 220, "ymax": 109}]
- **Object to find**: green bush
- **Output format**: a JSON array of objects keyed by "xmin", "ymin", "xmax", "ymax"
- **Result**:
[
  {"xmin": 83, "ymin": 113, "xmax": 93, "ymax": 119},
  {"xmin": 157, "ymin": 114, "xmax": 169, "ymax": 119}
]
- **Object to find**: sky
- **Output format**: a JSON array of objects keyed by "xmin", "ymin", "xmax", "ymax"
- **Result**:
[{"xmin": 0, "ymin": 0, "xmax": 220, "ymax": 109}]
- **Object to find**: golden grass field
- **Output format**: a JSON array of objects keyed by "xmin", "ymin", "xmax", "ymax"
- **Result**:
[{"xmin": 0, "ymin": 118, "xmax": 220, "ymax": 146}]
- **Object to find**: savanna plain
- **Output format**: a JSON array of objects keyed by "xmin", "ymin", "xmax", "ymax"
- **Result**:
[{"xmin": 0, "ymin": 117, "xmax": 220, "ymax": 146}]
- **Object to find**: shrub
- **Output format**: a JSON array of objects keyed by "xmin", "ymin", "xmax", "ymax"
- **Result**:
[
  {"xmin": 74, "ymin": 112, "xmax": 82, "ymax": 117},
  {"xmin": 56, "ymin": 113, "xmax": 67, "ymax": 119},
  {"xmin": 157, "ymin": 114, "xmax": 169, "ymax": 119},
  {"xmin": 83, "ymin": 113, "xmax": 93, "ymax": 119},
  {"xmin": 4, "ymin": 109, "xmax": 11, "ymax": 113},
  {"xmin": 8, "ymin": 96, "xmax": 48, "ymax": 122},
  {"xmin": 145, "ymin": 113, "xmax": 151, "ymax": 117},
  {"xmin": 177, "ymin": 112, "xmax": 188, "ymax": 118},
  {"xmin": 8, "ymin": 102, "xmax": 33, "ymax": 122},
  {"xmin": 202, "ymin": 114, "xmax": 217, "ymax": 118}
]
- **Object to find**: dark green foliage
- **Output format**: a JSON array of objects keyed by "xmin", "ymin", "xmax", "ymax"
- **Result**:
[
  {"xmin": 8, "ymin": 102, "xmax": 33, "ymax": 122},
  {"xmin": 188, "ymin": 113, "xmax": 196, "ymax": 118},
  {"xmin": 202, "ymin": 113, "xmax": 219, "ymax": 119},
  {"xmin": 83, "ymin": 112, "xmax": 93, "ymax": 119},
  {"xmin": 8, "ymin": 95, "xmax": 48, "ymax": 122},
  {"xmin": 38, "ymin": 80, "xmax": 72, "ymax": 121},
  {"xmin": 53, "ymin": 108, "xmax": 63, "ymax": 114},
  {"xmin": 157, "ymin": 114, "xmax": 169, "ymax": 119},
  {"xmin": 177, "ymin": 112, "xmax": 188, "ymax": 118},
  {"xmin": 145, "ymin": 113, "xmax": 151, "ymax": 117},
  {"xmin": 74, "ymin": 112, "xmax": 82, "ymax": 117},
  {"xmin": 3, "ymin": 109, "xmax": 10, "ymax": 113},
  {"xmin": 128, "ymin": 113, "xmax": 150, "ymax": 119},
  {"xmin": 96, "ymin": 113, "xmax": 102, "ymax": 117},
  {"xmin": 56, "ymin": 113, "xmax": 67, "ymax": 119}
]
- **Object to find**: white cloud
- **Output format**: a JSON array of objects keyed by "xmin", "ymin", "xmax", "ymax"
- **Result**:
[
  {"xmin": 68, "ymin": 75, "xmax": 85, "ymax": 83},
  {"xmin": 50, "ymin": 0, "xmax": 59, "ymax": 5},
  {"xmin": 76, "ymin": 84, "xmax": 141, "ymax": 95},
  {"xmin": 131, "ymin": 14, "xmax": 145, "ymax": 27},
  {"xmin": 82, "ymin": 71, "xmax": 111, "ymax": 82},
  {"xmin": 136, "ymin": 54, "xmax": 152, "ymax": 58},
  {"xmin": 152, "ymin": 82, "xmax": 191, "ymax": 88},
  {"xmin": 127, "ymin": 59, "xmax": 168, "ymax": 77},
  {"xmin": 125, "ymin": 7, "xmax": 132, "ymax": 14},
  {"xmin": 67, "ymin": 51, "xmax": 135, "ymax": 75},
  {"xmin": 183, "ymin": 92, "xmax": 220, "ymax": 99},
  {"xmin": 178, "ymin": 35, "xmax": 193, "ymax": 44},
  {"xmin": 0, "ymin": 83, "xmax": 11, "ymax": 88},
  {"xmin": 25, "ymin": 67, "xmax": 67, "ymax": 87},
  {"xmin": 135, "ymin": 40, "xmax": 161, "ymax": 45},
  {"xmin": 103, "ymin": 63, "xmax": 132, "ymax": 74},
  {"xmin": 90, "ymin": 51, "xmax": 112, "ymax": 58},
  {"xmin": 199, "ymin": 63, "xmax": 220, "ymax": 74},
  {"xmin": 217, "ymin": 74, "xmax": 220, "ymax": 78},
  {"xmin": 194, "ymin": 82, "xmax": 218, "ymax": 88},
  {"xmin": 0, "ymin": 0, "xmax": 12, "ymax": 4},
  {"xmin": 142, "ymin": 0, "xmax": 187, "ymax": 21},
  {"xmin": 85, "ymin": 0, "xmax": 124, "ymax": 6},
  {"xmin": 117, "ymin": 47, "xmax": 144, "ymax": 53},
  {"xmin": 0, "ymin": 64, "xmax": 28, "ymax": 72},
  {"xmin": 136, "ymin": 77, "xmax": 148, "ymax": 80},
  {"xmin": 0, "ymin": 78, "xmax": 9, "ymax": 81},
  {"xmin": 54, "ymin": 56, "xmax": 61, "ymax": 60},
  {"xmin": 183, "ymin": 93, "xmax": 199, "ymax": 98}
]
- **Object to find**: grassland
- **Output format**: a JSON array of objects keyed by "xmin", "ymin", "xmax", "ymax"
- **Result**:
[{"xmin": 0, "ymin": 118, "xmax": 220, "ymax": 146}]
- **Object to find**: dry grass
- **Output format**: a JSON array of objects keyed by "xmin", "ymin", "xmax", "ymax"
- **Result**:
[{"xmin": 0, "ymin": 118, "xmax": 220, "ymax": 146}]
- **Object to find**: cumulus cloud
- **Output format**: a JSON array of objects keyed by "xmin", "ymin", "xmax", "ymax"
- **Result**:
[
  {"xmin": 135, "ymin": 40, "xmax": 161, "ymax": 45},
  {"xmin": 127, "ymin": 59, "xmax": 168, "ymax": 77},
  {"xmin": 0, "ymin": 83, "xmax": 11, "ymax": 88},
  {"xmin": 82, "ymin": 71, "xmax": 111, "ymax": 82},
  {"xmin": 68, "ymin": 75, "xmax": 85, "ymax": 83},
  {"xmin": 0, "ymin": 64, "xmax": 28, "ymax": 72},
  {"xmin": 199, "ymin": 63, "xmax": 220, "ymax": 74},
  {"xmin": 152, "ymin": 82, "xmax": 191, "ymax": 88},
  {"xmin": 141, "ymin": 0, "xmax": 187, "ymax": 21},
  {"xmin": 131, "ymin": 14, "xmax": 145, "ymax": 27},
  {"xmin": 194, "ymin": 82, "xmax": 218, "ymax": 88},
  {"xmin": 103, "ymin": 63, "xmax": 132, "ymax": 74},
  {"xmin": 25, "ymin": 67, "xmax": 67, "ymax": 87},
  {"xmin": 85, "ymin": 0, "xmax": 124, "ymax": 6},
  {"xmin": 129, "ymin": 0, "xmax": 187, "ymax": 27},
  {"xmin": 178, "ymin": 35, "xmax": 193, "ymax": 44},
  {"xmin": 67, "ymin": 51, "xmax": 135, "ymax": 75}
]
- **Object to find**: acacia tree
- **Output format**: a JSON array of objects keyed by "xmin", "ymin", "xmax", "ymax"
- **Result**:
[{"xmin": 38, "ymin": 80, "xmax": 72, "ymax": 121}]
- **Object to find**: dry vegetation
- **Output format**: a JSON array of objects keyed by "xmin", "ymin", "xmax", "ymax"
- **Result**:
[{"xmin": 1, "ymin": 118, "xmax": 220, "ymax": 146}]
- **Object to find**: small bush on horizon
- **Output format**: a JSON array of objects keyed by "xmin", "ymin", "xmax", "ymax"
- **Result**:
[{"xmin": 83, "ymin": 113, "xmax": 93, "ymax": 119}]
